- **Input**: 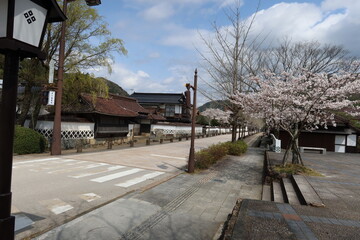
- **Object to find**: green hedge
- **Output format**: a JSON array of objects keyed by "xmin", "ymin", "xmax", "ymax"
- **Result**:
[
  {"xmin": 14, "ymin": 126, "xmax": 47, "ymax": 155},
  {"xmin": 194, "ymin": 140, "xmax": 247, "ymax": 170},
  {"xmin": 222, "ymin": 140, "xmax": 248, "ymax": 156}
]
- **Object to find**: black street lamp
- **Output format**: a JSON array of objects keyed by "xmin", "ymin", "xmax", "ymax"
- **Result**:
[
  {"xmin": 186, "ymin": 69, "xmax": 198, "ymax": 173},
  {"xmin": 0, "ymin": 1, "xmax": 66, "ymax": 239},
  {"xmin": 51, "ymin": 0, "xmax": 102, "ymax": 156}
]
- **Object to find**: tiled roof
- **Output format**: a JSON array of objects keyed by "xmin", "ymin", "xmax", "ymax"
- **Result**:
[
  {"xmin": 110, "ymin": 94, "xmax": 149, "ymax": 114},
  {"xmin": 130, "ymin": 92, "xmax": 185, "ymax": 104},
  {"xmin": 148, "ymin": 113, "xmax": 166, "ymax": 121},
  {"xmin": 79, "ymin": 94, "xmax": 139, "ymax": 117},
  {"xmin": 63, "ymin": 94, "xmax": 167, "ymax": 120}
]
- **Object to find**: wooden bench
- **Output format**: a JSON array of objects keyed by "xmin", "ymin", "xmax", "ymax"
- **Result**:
[{"xmin": 299, "ymin": 147, "xmax": 326, "ymax": 154}]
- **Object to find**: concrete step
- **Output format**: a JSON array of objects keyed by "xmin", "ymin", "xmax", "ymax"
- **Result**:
[
  {"xmin": 292, "ymin": 175, "xmax": 323, "ymax": 206},
  {"xmin": 262, "ymin": 185, "xmax": 271, "ymax": 201},
  {"xmin": 281, "ymin": 178, "xmax": 302, "ymax": 205},
  {"xmin": 271, "ymin": 181, "xmax": 285, "ymax": 203}
]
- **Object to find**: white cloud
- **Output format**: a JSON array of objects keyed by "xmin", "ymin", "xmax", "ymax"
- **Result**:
[
  {"xmin": 249, "ymin": 3, "xmax": 323, "ymax": 41},
  {"xmin": 241, "ymin": 1, "xmax": 360, "ymax": 56},
  {"xmin": 155, "ymin": 0, "xmax": 360, "ymax": 57},
  {"xmin": 88, "ymin": 63, "xmax": 192, "ymax": 94},
  {"xmin": 140, "ymin": 3, "xmax": 175, "ymax": 21}
]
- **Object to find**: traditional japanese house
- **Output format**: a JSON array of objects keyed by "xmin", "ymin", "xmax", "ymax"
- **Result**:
[
  {"xmin": 278, "ymin": 115, "xmax": 360, "ymax": 153},
  {"xmin": 130, "ymin": 92, "xmax": 191, "ymax": 123},
  {"xmin": 62, "ymin": 94, "xmax": 165, "ymax": 138}
]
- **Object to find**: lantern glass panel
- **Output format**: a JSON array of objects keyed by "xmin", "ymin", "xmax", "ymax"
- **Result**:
[
  {"xmin": 0, "ymin": 0, "xmax": 8, "ymax": 38},
  {"xmin": 13, "ymin": 0, "xmax": 47, "ymax": 47}
]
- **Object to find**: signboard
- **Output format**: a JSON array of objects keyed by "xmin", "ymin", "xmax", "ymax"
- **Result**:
[
  {"xmin": 13, "ymin": 0, "xmax": 47, "ymax": 47},
  {"xmin": 48, "ymin": 90, "xmax": 55, "ymax": 105},
  {"xmin": 0, "ymin": 0, "xmax": 8, "ymax": 38}
]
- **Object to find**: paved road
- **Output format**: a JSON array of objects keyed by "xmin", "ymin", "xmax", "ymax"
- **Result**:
[
  {"xmin": 34, "ymin": 135, "xmax": 264, "ymax": 240},
  {"xmin": 12, "ymin": 134, "xmax": 236, "ymax": 239}
]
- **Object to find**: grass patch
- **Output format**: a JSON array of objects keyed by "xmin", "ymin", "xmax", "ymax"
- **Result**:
[
  {"xmin": 194, "ymin": 140, "xmax": 248, "ymax": 170},
  {"xmin": 273, "ymin": 164, "xmax": 324, "ymax": 177}
]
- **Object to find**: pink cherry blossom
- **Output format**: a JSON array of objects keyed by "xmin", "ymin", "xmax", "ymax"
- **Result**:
[{"xmin": 231, "ymin": 65, "xmax": 360, "ymax": 165}]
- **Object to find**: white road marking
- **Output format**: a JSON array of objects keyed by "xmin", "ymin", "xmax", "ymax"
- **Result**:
[
  {"xmin": 91, "ymin": 168, "xmax": 143, "ymax": 183},
  {"xmin": 47, "ymin": 163, "xmax": 108, "ymax": 174},
  {"xmin": 85, "ymin": 163, "xmax": 109, "ymax": 169},
  {"xmin": 61, "ymin": 159, "xmax": 76, "ymax": 163},
  {"xmin": 80, "ymin": 193, "xmax": 101, "ymax": 202},
  {"xmin": 14, "ymin": 158, "xmax": 60, "ymax": 165},
  {"xmin": 42, "ymin": 198, "xmax": 73, "ymax": 215},
  {"xmin": 116, "ymin": 172, "xmax": 164, "ymax": 188},
  {"xmin": 69, "ymin": 165, "xmax": 125, "ymax": 178},
  {"xmin": 150, "ymin": 154, "xmax": 186, "ymax": 160},
  {"xmin": 51, "ymin": 205, "xmax": 73, "ymax": 215},
  {"xmin": 66, "ymin": 160, "xmax": 88, "ymax": 166}
]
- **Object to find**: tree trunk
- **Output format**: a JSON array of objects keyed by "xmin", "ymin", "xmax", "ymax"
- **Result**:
[
  {"xmin": 282, "ymin": 124, "xmax": 304, "ymax": 166},
  {"xmin": 29, "ymin": 93, "xmax": 42, "ymax": 129},
  {"xmin": 231, "ymin": 122, "xmax": 237, "ymax": 142},
  {"xmin": 16, "ymin": 85, "xmax": 33, "ymax": 126}
]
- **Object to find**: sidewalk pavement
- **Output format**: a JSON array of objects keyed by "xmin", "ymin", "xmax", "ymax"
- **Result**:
[
  {"xmin": 230, "ymin": 151, "xmax": 360, "ymax": 240},
  {"xmin": 34, "ymin": 134, "xmax": 264, "ymax": 240}
]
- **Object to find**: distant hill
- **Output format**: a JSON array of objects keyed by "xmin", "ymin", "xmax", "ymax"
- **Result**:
[
  {"xmin": 198, "ymin": 100, "xmax": 229, "ymax": 112},
  {"xmin": 97, "ymin": 77, "xmax": 129, "ymax": 96}
]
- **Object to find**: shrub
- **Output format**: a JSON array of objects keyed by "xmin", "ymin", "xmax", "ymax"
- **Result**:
[
  {"xmin": 14, "ymin": 126, "xmax": 47, "ymax": 155},
  {"xmin": 195, "ymin": 150, "xmax": 215, "ymax": 169},
  {"xmin": 227, "ymin": 140, "xmax": 248, "ymax": 156},
  {"xmin": 206, "ymin": 143, "xmax": 228, "ymax": 161},
  {"xmin": 194, "ymin": 140, "xmax": 248, "ymax": 170}
]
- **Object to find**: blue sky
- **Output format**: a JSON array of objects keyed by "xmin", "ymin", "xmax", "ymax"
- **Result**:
[{"xmin": 88, "ymin": 0, "xmax": 360, "ymax": 104}]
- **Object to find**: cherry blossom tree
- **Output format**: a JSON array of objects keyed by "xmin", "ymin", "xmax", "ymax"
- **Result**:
[
  {"xmin": 201, "ymin": 108, "xmax": 231, "ymax": 126},
  {"xmin": 232, "ymin": 66, "xmax": 360, "ymax": 165}
]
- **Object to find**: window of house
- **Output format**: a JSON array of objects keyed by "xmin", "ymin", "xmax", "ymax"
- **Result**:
[
  {"xmin": 175, "ymin": 105, "xmax": 182, "ymax": 114},
  {"xmin": 165, "ymin": 105, "xmax": 175, "ymax": 117}
]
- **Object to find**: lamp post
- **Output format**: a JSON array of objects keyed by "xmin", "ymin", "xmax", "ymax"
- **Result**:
[
  {"xmin": 51, "ymin": 0, "xmax": 101, "ymax": 155},
  {"xmin": 186, "ymin": 69, "xmax": 198, "ymax": 173},
  {"xmin": 0, "ymin": 1, "xmax": 65, "ymax": 239}
]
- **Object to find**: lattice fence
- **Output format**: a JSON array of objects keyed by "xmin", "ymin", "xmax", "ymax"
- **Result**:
[{"xmin": 36, "ymin": 128, "xmax": 94, "ymax": 140}]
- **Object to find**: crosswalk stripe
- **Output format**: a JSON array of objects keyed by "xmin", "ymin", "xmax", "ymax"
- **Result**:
[
  {"xmin": 14, "ymin": 157, "xmax": 60, "ymax": 165},
  {"xmin": 47, "ymin": 163, "xmax": 108, "ymax": 174},
  {"xmin": 91, "ymin": 168, "xmax": 143, "ymax": 183},
  {"xmin": 66, "ymin": 160, "xmax": 88, "ymax": 166},
  {"xmin": 115, "ymin": 172, "xmax": 164, "ymax": 188},
  {"xmin": 69, "ymin": 165, "xmax": 125, "ymax": 179},
  {"xmin": 85, "ymin": 163, "xmax": 109, "ymax": 169},
  {"xmin": 61, "ymin": 159, "xmax": 77, "ymax": 163}
]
